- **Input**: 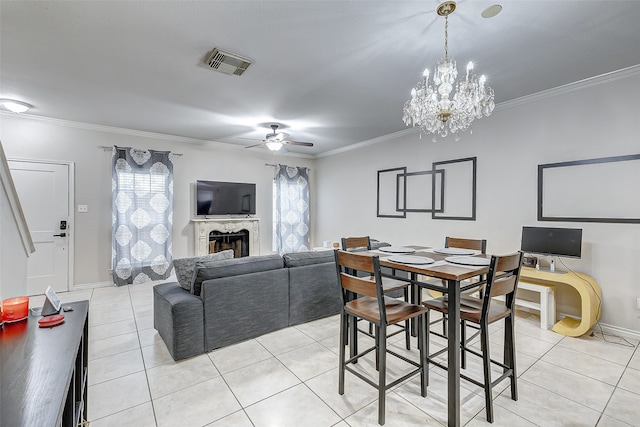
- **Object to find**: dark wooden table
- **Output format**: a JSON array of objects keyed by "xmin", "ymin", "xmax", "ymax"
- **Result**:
[
  {"xmin": 356, "ymin": 246, "xmax": 489, "ymax": 427},
  {"xmin": 1, "ymin": 300, "xmax": 89, "ymax": 427}
]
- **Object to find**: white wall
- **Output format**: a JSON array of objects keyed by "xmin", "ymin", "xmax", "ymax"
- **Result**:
[
  {"xmin": 0, "ymin": 116, "xmax": 314, "ymax": 287},
  {"xmin": 315, "ymin": 72, "xmax": 640, "ymax": 333},
  {"xmin": 0, "ymin": 178, "xmax": 29, "ymax": 299}
]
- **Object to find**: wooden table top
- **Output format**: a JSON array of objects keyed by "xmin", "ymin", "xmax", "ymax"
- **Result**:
[{"xmin": 355, "ymin": 245, "xmax": 490, "ymax": 282}]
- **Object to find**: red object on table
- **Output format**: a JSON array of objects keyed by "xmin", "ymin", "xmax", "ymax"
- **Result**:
[
  {"xmin": 38, "ymin": 314, "xmax": 65, "ymax": 328},
  {"xmin": 2, "ymin": 296, "xmax": 29, "ymax": 323}
]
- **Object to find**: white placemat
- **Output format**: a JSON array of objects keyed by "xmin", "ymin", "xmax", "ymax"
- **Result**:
[
  {"xmin": 387, "ymin": 255, "xmax": 435, "ymax": 265},
  {"xmin": 433, "ymin": 247, "xmax": 478, "ymax": 256},
  {"xmin": 444, "ymin": 256, "xmax": 491, "ymax": 267},
  {"xmin": 378, "ymin": 246, "xmax": 416, "ymax": 254}
]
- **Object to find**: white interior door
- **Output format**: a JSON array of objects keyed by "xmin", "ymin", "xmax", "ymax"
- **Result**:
[{"xmin": 8, "ymin": 160, "xmax": 71, "ymax": 295}]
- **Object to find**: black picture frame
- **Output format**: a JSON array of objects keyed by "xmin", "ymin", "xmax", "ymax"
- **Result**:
[
  {"xmin": 538, "ymin": 153, "xmax": 640, "ymax": 223},
  {"xmin": 397, "ymin": 169, "xmax": 445, "ymax": 213},
  {"xmin": 377, "ymin": 167, "xmax": 407, "ymax": 218},
  {"xmin": 432, "ymin": 156, "xmax": 477, "ymax": 221}
]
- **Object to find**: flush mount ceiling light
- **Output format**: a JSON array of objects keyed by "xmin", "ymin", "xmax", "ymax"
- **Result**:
[
  {"xmin": 402, "ymin": 1, "xmax": 495, "ymax": 141},
  {"xmin": 481, "ymin": 4, "xmax": 503, "ymax": 19},
  {"xmin": 0, "ymin": 99, "xmax": 33, "ymax": 113}
]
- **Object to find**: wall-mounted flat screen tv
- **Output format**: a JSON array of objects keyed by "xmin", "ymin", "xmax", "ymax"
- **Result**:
[
  {"xmin": 196, "ymin": 180, "xmax": 256, "ymax": 216},
  {"xmin": 520, "ymin": 226, "xmax": 582, "ymax": 258}
]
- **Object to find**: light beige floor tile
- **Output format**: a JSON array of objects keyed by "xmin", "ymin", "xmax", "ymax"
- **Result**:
[
  {"xmin": 521, "ymin": 360, "xmax": 614, "ymax": 412},
  {"xmin": 540, "ymin": 344, "xmax": 626, "ymax": 386},
  {"xmin": 89, "ymin": 348, "xmax": 145, "ymax": 385},
  {"xmin": 91, "ymin": 293, "xmax": 133, "ymax": 309},
  {"xmin": 496, "ymin": 379, "xmax": 601, "ymax": 427},
  {"xmin": 617, "ymin": 366, "xmax": 640, "ymax": 395},
  {"xmin": 89, "ymin": 402, "xmax": 156, "ymax": 427},
  {"xmin": 138, "ymin": 327, "xmax": 164, "ymax": 348},
  {"xmin": 627, "ymin": 347, "xmax": 640, "ymax": 370},
  {"xmin": 345, "ymin": 392, "xmax": 442, "ymax": 426},
  {"xmin": 318, "ymin": 333, "xmax": 340, "ymax": 355},
  {"xmin": 294, "ymin": 315, "xmax": 341, "ymax": 341},
  {"xmin": 465, "ymin": 402, "xmax": 538, "ymax": 426},
  {"xmin": 89, "ymin": 318, "xmax": 137, "ymax": 341},
  {"xmin": 89, "ymin": 306, "xmax": 134, "ymax": 327},
  {"xmin": 89, "ymin": 331, "xmax": 140, "ymax": 360},
  {"xmin": 305, "ymin": 368, "xmax": 378, "ymax": 419},
  {"xmin": 133, "ymin": 305, "xmax": 153, "ymax": 318},
  {"xmin": 276, "ymin": 342, "xmax": 337, "ymax": 381},
  {"xmin": 557, "ymin": 332, "xmax": 637, "ymax": 366},
  {"xmin": 222, "ymin": 357, "xmax": 300, "ymax": 407},
  {"xmin": 514, "ymin": 317, "xmax": 565, "ymax": 344},
  {"xmin": 146, "ymin": 354, "xmax": 219, "ymax": 399},
  {"xmin": 88, "ymin": 371, "xmax": 150, "ymax": 420},
  {"xmin": 500, "ymin": 330, "xmax": 556, "ymax": 359},
  {"xmin": 141, "ymin": 341, "xmax": 175, "ymax": 369},
  {"xmin": 597, "ymin": 414, "xmax": 635, "ymax": 426},
  {"xmin": 396, "ymin": 368, "xmax": 487, "ymax": 426},
  {"xmin": 245, "ymin": 383, "xmax": 341, "ymax": 427},
  {"xmin": 205, "ymin": 410, "xmax": 253, "ymax": 427},
  {"xmin": 153, "ymin": 377, "xmax": 241, "ymax": 427},
  {"xmin": 135, "ymin": 314, "xmax": 153, "ymax": 331},
  {"xmin": 603, "ymin": 387, "xmax": 640, "ymax": 426},
  {"xmin": 256, "ymin": 326, "xmax": 315, "ymax": 355},
  {"xmin": 208, "ymin": 339, "xmax": 272, "ymax": 374}
]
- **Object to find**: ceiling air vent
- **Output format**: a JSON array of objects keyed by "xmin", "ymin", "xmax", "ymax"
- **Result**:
[{"xmin": 205, "ymin": 48, "xmax": 252, "ymax": 76}]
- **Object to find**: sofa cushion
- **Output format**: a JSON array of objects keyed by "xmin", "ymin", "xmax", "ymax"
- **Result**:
[
  {"xmin": 191, "ymin": 254, "xmax": 284, "ymax": 296},
  {"xmin": 283, "ymin": 250, "xmax": 334, "ymax": 267},
  {"xmin": 172, "ymin": 250, "xmax": 234, "ymax": 291}
]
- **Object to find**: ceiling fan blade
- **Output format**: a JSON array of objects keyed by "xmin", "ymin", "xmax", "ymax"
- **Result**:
[
  {"xmin": 244, "ymin": 142, "xmax": 265, "ymax": 149},
  {"xmin": 238, "ymin": 136, "xmax": 263, "ymax": 141},
  {"xmin": 285, "ymin": 140, "xmax": 314, "ymax": 147}
]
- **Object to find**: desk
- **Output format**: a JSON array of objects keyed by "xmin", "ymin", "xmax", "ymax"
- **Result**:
[
  {"xmin": 358, "ymin": 246, "xmax": 488, "ymax": 427},
  {"xmin": 519, "ymin": 267, "xmax": 602, "ymax": 337},
  {"xmin": 1, "ymin": 300, "xmax": 89, "ymax": 427}
]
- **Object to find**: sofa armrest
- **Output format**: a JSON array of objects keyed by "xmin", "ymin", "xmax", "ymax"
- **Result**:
[{"xmin": 153, "ymin": 282, "xmax": 204, "ymax": 360}]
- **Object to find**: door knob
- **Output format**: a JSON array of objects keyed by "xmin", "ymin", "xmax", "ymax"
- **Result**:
[{"xmin": 53, "ymin": 233, "xmax": 67, "ymax": 237}]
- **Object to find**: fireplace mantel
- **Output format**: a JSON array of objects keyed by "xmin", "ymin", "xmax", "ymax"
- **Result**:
[{"xmin": 192, "ymin": 218, "xmax": 260, "ymax": 257}]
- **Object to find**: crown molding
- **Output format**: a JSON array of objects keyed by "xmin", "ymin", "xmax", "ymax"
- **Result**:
[
  {"xmin": 319, "ymin": 64, "xmax": 640, "ymax": 158},
  {"xmin": 0, "ymin": 112, "xmax": 314, "ymax": 159},
  {"xmin": 496, "ymin": 64, "xmax": 640, "ymax": 111}
]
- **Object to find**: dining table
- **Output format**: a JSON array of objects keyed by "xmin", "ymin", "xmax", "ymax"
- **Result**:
[{"xmin": 354, "ymin": 245, "xmax": 490, "ymax": 427}]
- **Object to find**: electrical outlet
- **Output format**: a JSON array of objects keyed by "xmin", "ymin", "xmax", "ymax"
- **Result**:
[{"xmin": 77, "ymin": 204, "xmax": 88, "ymax": 213}]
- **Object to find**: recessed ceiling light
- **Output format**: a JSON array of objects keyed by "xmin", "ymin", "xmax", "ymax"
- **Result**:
[
  {"xmin": 481, "ymin": 4, "xmax": 502, "ymax": 18},
  {"xmin": 0, "ymin": 99, "xmax": 33, "ymax": 113}
]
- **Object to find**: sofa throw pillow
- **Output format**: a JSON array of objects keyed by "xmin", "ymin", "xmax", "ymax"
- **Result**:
[
  {"xmin": 283, "ymin": 251, "xmax": 334, "ymax": 267},
  {"xmin": 172, "ymin": 250, "xmax": 234, "ymax": 291},
  {"xmin": 190, "ymin": 254, "xmax": 284, "ymax": 296}
]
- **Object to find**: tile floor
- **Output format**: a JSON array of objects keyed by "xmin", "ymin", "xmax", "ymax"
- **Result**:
[{"xmin": 31, "ymin": 281, "xmax": 640, "ymax": 427}]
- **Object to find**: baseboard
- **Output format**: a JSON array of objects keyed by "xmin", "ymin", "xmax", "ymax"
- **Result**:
[
  {"xmin": 593, "ymin": 322, "xmax": 640, "ymax": 342},
  {"xmin": 70, "ymin": 281, "xmax": 113, "ymax": 291},
  {"xmin": 518, "ymin": 306, "xmax": 640, "ymax": 341}
]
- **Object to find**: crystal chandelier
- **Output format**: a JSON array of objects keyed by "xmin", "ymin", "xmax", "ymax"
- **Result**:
[{"xmin": 402, "ymin": 1, "xmax": 495, "ymax": 141}]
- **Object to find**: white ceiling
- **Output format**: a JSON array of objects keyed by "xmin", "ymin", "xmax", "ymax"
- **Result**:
[{"xmin": 2, "ymin": 1, "xmax": 640, "ymax": 155}]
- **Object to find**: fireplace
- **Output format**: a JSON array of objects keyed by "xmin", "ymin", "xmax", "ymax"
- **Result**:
[
  {"xmin": 192, "ymin": 218, "xmax": 260, "ymax": 257},
  {"xmin": 209, "ymin": 229, "xmax": 249, "ymax": 258}
]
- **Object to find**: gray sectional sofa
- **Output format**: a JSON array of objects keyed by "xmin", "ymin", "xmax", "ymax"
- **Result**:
[{"xmin": 153, "ymin": 250, "xmax": 341, "ymax": 360}]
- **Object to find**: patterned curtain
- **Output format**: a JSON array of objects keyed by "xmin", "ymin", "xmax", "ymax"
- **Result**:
[
  {"xmin": 274, "ymin": 164, "xmax": 310, "ymax": 254},
  {"xmin": 112, "ymin": 146, "xmax": 173, "ymax": 286}
]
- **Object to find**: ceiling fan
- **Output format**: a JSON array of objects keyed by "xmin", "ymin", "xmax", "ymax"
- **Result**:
[{"xmin": 243, "ymin": 124, "xmax": 314, "ymax": 151}]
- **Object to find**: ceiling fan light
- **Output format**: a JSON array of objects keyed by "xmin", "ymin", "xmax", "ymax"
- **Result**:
[
  {"xmin": 265, "ymin": 141, "xmax": 283, "ymax": 151},
  {"xmin": 0, "ymin": 99, "xmax": 32, "ymax": 113}
]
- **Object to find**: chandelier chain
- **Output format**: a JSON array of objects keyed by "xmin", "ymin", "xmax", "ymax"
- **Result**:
[{"xmin": 444, "ymin": 15, "xmax": 449, "ymax": 60}]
